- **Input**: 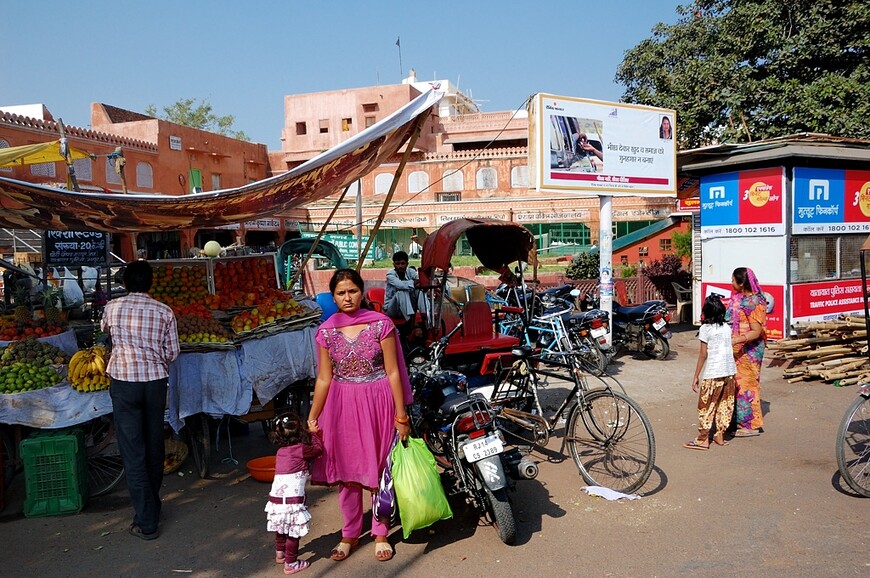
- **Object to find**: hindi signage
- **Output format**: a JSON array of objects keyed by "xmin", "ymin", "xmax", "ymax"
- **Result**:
[{"xmin": 43, "ymin": 230, "xmax": 109, "ymax": 267}]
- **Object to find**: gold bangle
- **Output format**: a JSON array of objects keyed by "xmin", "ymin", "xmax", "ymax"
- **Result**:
[{"xmin": 394, "ymin": 415, "xmax": 410, "ymax": 425}]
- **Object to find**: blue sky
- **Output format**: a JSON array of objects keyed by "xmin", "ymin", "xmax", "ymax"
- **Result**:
[{"xmin": 2, "ymin": 1, "xmax": 684, "ymax": 150}]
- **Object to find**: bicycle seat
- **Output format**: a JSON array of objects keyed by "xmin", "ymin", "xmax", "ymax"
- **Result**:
[{"xmin": 510, "ymin": 345, "xmax": 536, "ymax": 358}]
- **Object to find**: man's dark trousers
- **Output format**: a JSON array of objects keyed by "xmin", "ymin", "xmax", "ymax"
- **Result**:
[{"xmin": 110, "ymin": 377, "xmax": 167, "ymax": 534}]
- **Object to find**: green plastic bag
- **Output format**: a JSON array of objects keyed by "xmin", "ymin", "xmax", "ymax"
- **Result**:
[{"xmin": 390, "ymin": 437, "xmax": 453, "ymax": 539}]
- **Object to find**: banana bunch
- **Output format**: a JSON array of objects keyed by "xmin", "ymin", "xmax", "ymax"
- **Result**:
[{"xmin": 68, "ymin": 346, "xmax": 110, "ymax": 392}]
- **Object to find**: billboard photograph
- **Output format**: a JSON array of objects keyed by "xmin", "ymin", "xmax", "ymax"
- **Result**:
[{"xmin": 530, "ymin": 93, "xmax": 677, "ymax": 196}]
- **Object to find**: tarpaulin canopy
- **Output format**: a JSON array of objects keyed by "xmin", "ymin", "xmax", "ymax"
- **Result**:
[
  {"xmin": 0, "ymin": 140, "xmax": 94, "ymax": 167},
  {"xmin": 0, "ymin": 89, "xmax": 442, "ymax": 233}
]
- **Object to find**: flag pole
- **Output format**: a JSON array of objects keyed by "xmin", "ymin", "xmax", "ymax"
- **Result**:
[{"xmin": 396, "ymin": 36, "xmax": 403, "ymax": 79}]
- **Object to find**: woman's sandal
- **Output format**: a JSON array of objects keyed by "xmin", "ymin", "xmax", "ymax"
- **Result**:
[
  {"xmin": 330, "ymin": 538, "xmax": 359, "ymax": 561},
  {"xmin": 712, "ymin": 433, "xmax": 729, "ymax": 446},
  {"xmin": 683, "ymin": 439, "xmax": 709, "ymax": 451},
  {"xmin": 733, "ymin": 428, "xmax": 761, "ymax": 438},
  {"xmin": 374, "ymin": 539, "xmax": 394, "ymax": 562}
]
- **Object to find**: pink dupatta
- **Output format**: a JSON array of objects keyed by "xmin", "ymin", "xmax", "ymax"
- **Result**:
[{"xmin": 315, "ymin": 308, "xmax": 414, "ymax": 405}]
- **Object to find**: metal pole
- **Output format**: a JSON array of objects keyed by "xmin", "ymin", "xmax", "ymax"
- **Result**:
[
  {"xmin": 861, "ymin": 248, "xmax": 870, "ymax": 362},
  {"xmin": 599, "ymin": 195, "xmax": 613, "ymax": 346},
  {"xmin": 355, "ymin": 180, "xmax": 363, "ymax": 260}
]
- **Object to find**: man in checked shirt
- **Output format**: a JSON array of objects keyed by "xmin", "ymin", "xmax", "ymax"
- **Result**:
[{"xmin": 101, "ymin": 260, "xmax": 180, "ymax": 540}]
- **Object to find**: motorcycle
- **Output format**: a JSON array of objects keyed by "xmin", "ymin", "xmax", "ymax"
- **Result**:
[
  {"xmin": 579, "ymin": 292, "xmax": 672, "ymax": 361},
  {"xmin": 563, "ymin": 289, "xmax": 611, "ymax": 374},
  {"xmin": 407, "ymin": 324, "xmax": 538, "ymax": 545}
]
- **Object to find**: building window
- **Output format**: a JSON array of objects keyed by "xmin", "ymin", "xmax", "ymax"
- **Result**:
[
  {"xmin": 438, "ymin": 192, "xmax": 461, "ymax": 203},
  {"xmin": 621, "ymin": 255, "xmax": 629, "ymax": 266},
  {"xmin": 341, "ymin": 118, "xmax": 352, "ymax": 132},
  {"xmin": 442, "ymin": 169, "xmax": 463, "ymax": 192},
  {"xmin": 295, "ymin": 122, "xmax": 307, "ymax": 136},
  {"xmin": 105, "ymin": 158, "xmax": 121, "ymax": 184},
  {"xmin": 362, "ymin": 103, "xmax": 379, "ymax": 113},
  {"xmin": 365, "ymin": 116, "xmax": 376, "ymax": 128},
  {"xmin": 73, "ymin": 157, "xmax": 92, "ymax": 181},
  {"xmin": 790, "ymin": 234, "xmax": 862, "ymax": 282},
  {"xmin": 374, "ymin": 173, "xmax": 393, "ymax": 195},
  {"xmin": 510, "ymin": 165, "xmax": 529, "ymax": 188},
  {"xmin": 407, "ymin": 171, "xmax": 429, "ymax": 194},
  {"xmin": 319, "ymin": 119, "xmax": 329, "ymax": 134},
  {"xmin": 0, "ymin": 139, "xmax": 10, "ymax": 173},
  {"xmin": 476, "ymin": 167, "xmax": 498, "ymax": 190},
  {"xmin": 638, "ymin": 246, "xmax": 649, "ymax": 257},
  {"xmin": 659, "ymin": 238, "xmax": 672, "ymax": 252},
  {"xmin": 30, "ymin": 161, "xmax": 56, "ymax": 178},
  {"xmin": 136, "ymin": 162, "xmax": 154, "ymax": 188},
  {"xmin": 211, "ymin": 173, "xmax": 221, "ymax": 191}
]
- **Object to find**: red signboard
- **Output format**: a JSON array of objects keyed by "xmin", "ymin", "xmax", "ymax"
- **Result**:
[
  {"xmin": 791, "ymin": 279, "xmax": 870, "ymax": 321},
  {"xmin": 738, "ymin": 167, "xmax": 784, "ymax": 225},
  {"xmin": 677, "ymin": 197, "xmax": 700, "ymax": 212},
  {"xmin": 702, "ymin": 282, "xmax": 785, "ymax": 341},
  {"xmin": 843, "ymin": 170, "xmax": 870, "ymax": 224}
]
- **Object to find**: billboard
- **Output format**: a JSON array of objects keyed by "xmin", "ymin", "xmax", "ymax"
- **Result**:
[
  {"xmin": 701, "ymin": 281, "xmax": 785, "ymax": 341},
  {"xmin": 791, "ymin": 279, "xmax": 870, "ymax": 323},
  {"xmin": 529, "ymin": 93, "xmax": 676, "ymax": 196},
  {"xmin": 700, "ymin": 167, "xmax": 785, "ymax": 239},
  {"xmin": 792, "ymin": 167, "xmax": 870, "ymax": 234}
]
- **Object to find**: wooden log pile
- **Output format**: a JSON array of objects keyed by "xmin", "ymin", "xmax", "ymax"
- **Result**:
[{"xmin": 768, "ymin": 316, "xmax": 869, "ymax": 385}]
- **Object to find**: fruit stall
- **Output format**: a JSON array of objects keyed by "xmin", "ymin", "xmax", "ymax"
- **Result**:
[{"xmin": 0, "ymin": 252, "xmax": 322, "ymax": 504}]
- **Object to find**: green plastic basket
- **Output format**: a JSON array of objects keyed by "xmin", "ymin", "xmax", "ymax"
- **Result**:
[{"xmin": 21, "ymin": 428, "xmax": 88, "ymax": 517}]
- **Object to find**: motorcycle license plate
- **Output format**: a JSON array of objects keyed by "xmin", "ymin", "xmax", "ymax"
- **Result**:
[
  {"xmin": 463, "ymin": 434, "xmax": 503, "ymax": 463},
  {"xmin": 591, "ymin": 327, "xmax": 607, "ymax": 338},
  {"xmin": 653, "ymin": 318, "xmax": 667, "ymax": 330}
]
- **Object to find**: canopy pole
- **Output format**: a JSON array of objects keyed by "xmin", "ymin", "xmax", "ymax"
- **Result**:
[
  {"xmin": 355, "ymin": 113, "xmax": 425, "ymax": 272},
  {"xmin": 58, "ymin": 119, "xmax": 80, "ymax": 192},
  {"xmin": 288, "ymin": 183, "xmax": 353, "ymax": 291}
]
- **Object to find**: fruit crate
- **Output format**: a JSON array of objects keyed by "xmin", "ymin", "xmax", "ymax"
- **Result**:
[
  {"xmin": 20, "ymin": 428, "xmax": 88, "ymax": 517},
  {"xmin": 149, "ymin": 258, "xmax": 214, "ymax": 307},
  {"xmin": 211, "ymin": 253, "xmax": 280, "ymax": 294}
]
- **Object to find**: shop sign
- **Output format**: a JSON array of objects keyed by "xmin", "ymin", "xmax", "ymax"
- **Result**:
[
  {"xmin": 790, "ymin": 279, "xmax": 870, "ymax": 322},
  {"xmin": 302, "ymin": 233, "xmax": 375, "ymax": 260},
  {"xmin": 515, "ymin": 210, "xmax": 590, "ymax": 223},
  {"xmin": 284, "ymin": 220, "xmax": 300, "ymax": 231},
  {"xmin": 169, "ymin": 136, "xmax": 182, "ymax": 151},
  {"xmin": 700, "ymin": 167, "xmax": 785, "ymax": 239},
  {"xmin": 612, "ymin": 207, "xmax": 672, "ymax": 219},
  {"xmin": 677, "ymin": 197, "xmax": 700, "ymax": 212},
  {"xmin": 436, "ymin": 213, "xmax": 508, "ymax": 225},
  {"xmin": 701, "ymin": 281, "xmax": 785, "ymax": 341},
  {"xmin": 381, "ymin": 215, "xmax": 431, "ymax": 227},
  {"xmin": 244, "ymin": 218, "xmax": 281, "ymax": 230},
  {"xmin": 792, "ymin": 168, "xmax": 870, "ymax": 234},
  {"xmin": 43, "ymin": 230, "xmax": 109, "ymax": 267}
]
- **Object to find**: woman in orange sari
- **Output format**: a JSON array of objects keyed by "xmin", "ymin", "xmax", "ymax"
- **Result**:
[{"xmin": 727, "ymin": 267, "xmax": 767, "ymax": 437}]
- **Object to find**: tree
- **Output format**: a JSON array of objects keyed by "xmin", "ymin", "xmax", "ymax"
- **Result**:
[
  {"xmin": 672, "ymin": 229, "xmax": 692, "ymax": 261},
  {"xmin": 616, "ymin": 1, "xmax": 870, "ymax": 148},
  {"xmin": 566, "ymin": 251, "xmax": 600, "ymax": 280},
  {"xmin": 145, "ymin": 98, "xmax": 249, "ymax": 141}
]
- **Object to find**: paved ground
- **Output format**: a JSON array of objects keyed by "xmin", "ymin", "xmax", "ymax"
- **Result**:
[{"xmin": 1, "ymin": 324, "xmax": 868, "ymax": 577}]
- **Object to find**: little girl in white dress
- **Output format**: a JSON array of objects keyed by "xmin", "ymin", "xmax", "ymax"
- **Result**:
[{"xmin": 265, "ymin": 412, "xmax": 323, "ymax": 574}]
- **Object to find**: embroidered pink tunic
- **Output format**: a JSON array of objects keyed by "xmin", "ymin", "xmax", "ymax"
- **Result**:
[{"xmin": 310, "ymin": 319, "xmax": 397, "ymax": 490}]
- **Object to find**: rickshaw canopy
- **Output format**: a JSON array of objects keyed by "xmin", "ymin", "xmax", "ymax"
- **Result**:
[
  {"xmin": 419, "ymin": 218, "xmax": 535, "ymax": 285},
  {"xmin": 277, "ymin": 238, "xmax": 348, "ymax": 288}
]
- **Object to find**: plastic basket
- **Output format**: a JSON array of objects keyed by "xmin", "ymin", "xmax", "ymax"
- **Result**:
[{"xmin": 21, "ymin": 428, "xmax": 88, "ymax": 517}]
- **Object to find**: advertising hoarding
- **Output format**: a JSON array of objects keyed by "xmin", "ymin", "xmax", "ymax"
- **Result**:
[
  {"xmin": 790, "ymin": 279, "xmax": 869, "ymax": 323},
  {"xmin": 529, "ymin": 93, "xmax": 677, "ymax": 196},
  {"xmin": 700, "ymin": 167, "xmax": 785, "ymax": 239},
  {"xmin": 792, "ymin": 167, "xmax": 870, "ymax": 234},
  {"xmin": 701, "ymin": 281, "xmax": 785, "ymax": 341}
]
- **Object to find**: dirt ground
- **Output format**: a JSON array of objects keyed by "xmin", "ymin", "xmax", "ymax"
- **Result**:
[{"xmin": 1, "ymin": 324, "xmax": 868, "ymax": 577}]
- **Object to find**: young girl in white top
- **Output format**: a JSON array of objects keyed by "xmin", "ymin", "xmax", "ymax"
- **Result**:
[{"xmin": 685, "ymin": 295, "xmax": 737, "ymax": 450}]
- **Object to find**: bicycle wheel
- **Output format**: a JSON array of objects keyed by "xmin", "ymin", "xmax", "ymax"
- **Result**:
[
  {"xmin": 83, "ymin": 415, "xmax": 125, "ymax": 497},
  {"xmin": 186, "ymin": 413, "xmax": 211, "ymax": 479},
  {"xmin": 566, "ymin": 389, "xmax": 655, "ymax": 494},
  {"xmin": 836, "ymin": 394, "xmax": 870, "ymax": 497}
]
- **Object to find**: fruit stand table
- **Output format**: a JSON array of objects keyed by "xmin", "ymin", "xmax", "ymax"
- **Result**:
[{"xmin": 0, "ymin": 328, "xmax": 79, "ymax": 358}]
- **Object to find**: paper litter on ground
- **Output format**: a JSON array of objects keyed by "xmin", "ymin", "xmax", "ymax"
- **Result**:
[{"xmin": 581, "ymin": 486, "xmax": 641, "ymax": 501}]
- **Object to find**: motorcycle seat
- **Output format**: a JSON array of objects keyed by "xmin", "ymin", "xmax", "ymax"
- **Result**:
[
  {"xmin": 438, "ymin": 391, "xmax": 470, "ymax": 416},
  {"xmin": 510, "ymin": 345, "xmax": 536, "ymax": 359},
  {"xmin": 615, "ymin": 303, "xmax": 655, "ymax": 318}
]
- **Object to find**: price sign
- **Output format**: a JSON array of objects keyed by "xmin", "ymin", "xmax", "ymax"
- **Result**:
[{"xmin": 43, "ymin": 230, "xmax": 109, "ymax": 267}]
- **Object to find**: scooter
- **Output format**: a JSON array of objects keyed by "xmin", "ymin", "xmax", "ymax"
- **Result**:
[{"xmin": 407, "ymin": 323, "xmax": 537, "ymax": 545}]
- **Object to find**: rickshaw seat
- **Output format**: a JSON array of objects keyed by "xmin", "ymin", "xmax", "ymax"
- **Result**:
[
  {"xmin": 445, "ymin": 301, "xmax": 520, "ymax": 355},
  {"xmin": 366, "ymin": 287, "xmax": 385, "ymax": 313}
]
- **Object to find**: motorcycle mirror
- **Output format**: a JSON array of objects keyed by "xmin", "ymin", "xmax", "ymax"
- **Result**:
[{"xmin": 569, "ymin": 289, "xmax": 581, "ymax": 297}]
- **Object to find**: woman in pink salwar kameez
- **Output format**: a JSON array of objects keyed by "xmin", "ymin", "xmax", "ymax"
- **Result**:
[{"xmin": 307, "ymin": 269, "xmax": 412, "ymax": 563}]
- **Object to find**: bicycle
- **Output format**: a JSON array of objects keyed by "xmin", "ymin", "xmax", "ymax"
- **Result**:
[
  {"xmin": 479, "ymin": 347, "xmax": 655, "ymax": 494},
  {"xmin": 836, "ymin": 383, "xmax": 870, "ymax": 497}
]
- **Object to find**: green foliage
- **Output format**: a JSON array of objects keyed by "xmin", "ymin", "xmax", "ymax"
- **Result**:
[
  {"xmin": 616, "ymin": 1, "xmax": 870, "ymax": 147},
  {"xmin": 145, "ymin": 98, "xmax": 250, "ymax": 141},
  {"xmin": 566, "ymin": 252, "xmax": 600, "ymax": 280},
  {"xmin": 672, "ymin": 230, "xmax": 692, "ymax": 260},
  {"xmin": 620, "ymin": 264, "xmax": 637, "ymax": 277}
]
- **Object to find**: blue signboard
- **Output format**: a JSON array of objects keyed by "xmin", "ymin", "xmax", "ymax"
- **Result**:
[
  {"xmin": 792, "ymin": 167, "xmax": 848, "ymax": 233},
  {"xmin": 699, "ymin": 172, "xmax": 740, "ymax": 237}
]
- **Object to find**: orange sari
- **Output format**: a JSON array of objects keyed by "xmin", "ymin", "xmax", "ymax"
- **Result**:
[{"xmin": 729, "ymin": 294, "xmax": 766, "ymax": 430}]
